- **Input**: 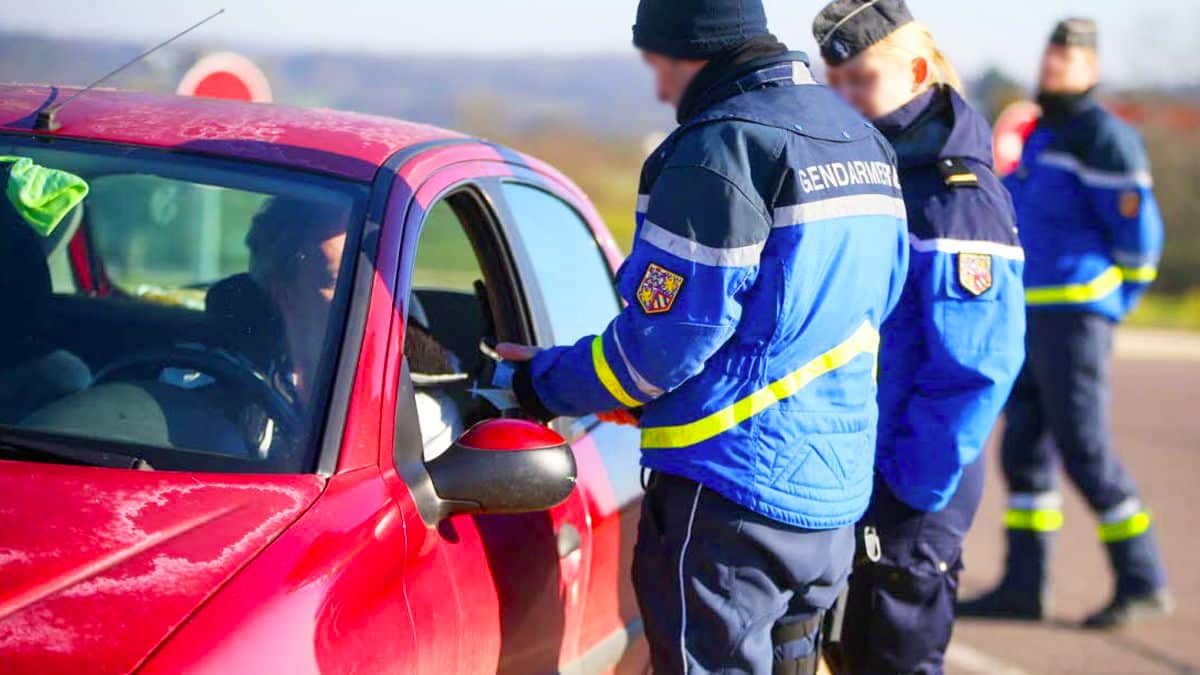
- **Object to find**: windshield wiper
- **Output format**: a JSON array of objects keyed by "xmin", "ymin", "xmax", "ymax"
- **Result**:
[{"xmin": 0, "ymin": 425, "xmax": 154, "ymax": 470}]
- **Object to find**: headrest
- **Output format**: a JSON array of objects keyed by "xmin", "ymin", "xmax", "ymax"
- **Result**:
[{"xmin": 39, "ymin": 204, "xmax": 84, "ymax": 259}]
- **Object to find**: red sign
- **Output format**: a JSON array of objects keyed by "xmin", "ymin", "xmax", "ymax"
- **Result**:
[
  {"xmin": 177, "ymin": 52, "xmax": 272, "ymax": 103},
  {"xmin": 993, "ymin": 101, "xmax": 1040, "ymax": 177}
]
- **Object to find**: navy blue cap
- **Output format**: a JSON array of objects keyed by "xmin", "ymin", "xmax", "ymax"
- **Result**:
[
  {"xmin": 633, "ymin": 0, "xmax": 770, "ymax": 60},
  {"xmin": 812, "ymin": 0, "xmax": 914, "ymax": 65},
  {"xmin": 1050, "ymin": 18, "xmax": 1098, "ymax": 49}
]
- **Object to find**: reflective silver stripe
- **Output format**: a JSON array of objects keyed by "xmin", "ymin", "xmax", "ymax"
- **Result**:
[
  {"xmin": 640, "ymin": 220, "xmax": 765, "ymax": 268},
  {"xmin": 909, "ymin": 234, "xmax": 1026, "ymax": 261},
  {"xmin": 1112, "ymin": 249, "xmax": 1157, "ymax": 267},
  {"xmin": 1099, "ymin": 497, "xmax": 1143, "ymax": 524},
  {"xmin": 610, "ymin": 325, "xmax": 664, "ymax": 399},
  {"xmin": 678, "ymin": 484, "xmax": 703, "ymax": 674},
  {"xmin": 791, "ymin": 61, "xmax": 815, "ymax": 85},
  {"xmin": 1039, "ymin": 151, "xmax": 1153, "ymax": 189},
  {"xmin": 636, "ymin": 194, "xmax": 650, "ymax": 214},
  {"xmin": 772, "ymin": 194, "xmax": 906, "ymax": 228},
  {"xmin": 1009, "ymin": 492, "xmax": 1063, "ymax": 511}
]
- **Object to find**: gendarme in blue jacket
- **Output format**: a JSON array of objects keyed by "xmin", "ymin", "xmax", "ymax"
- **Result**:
[
  {"xmin": 1006, "ymin": 91, "xmax": 1164, "ymax": 320},
  {"xmin": 518, "ymin": 54, "xmax": 910, "ymax": 529},
  {"xmin": 874, "ymin": 86, "xmax": 1026, "ymax": 512}
]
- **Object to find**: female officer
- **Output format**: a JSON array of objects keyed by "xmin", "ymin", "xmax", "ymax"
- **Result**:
[{"xmin": 812, "ymin": 1, "xmax": 1026, "ymax": 672}]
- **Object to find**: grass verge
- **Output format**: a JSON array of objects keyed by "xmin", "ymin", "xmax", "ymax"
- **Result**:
[{"xmin": 1126, "ymin": 291, "xmax": 1200, "ymax": 332}]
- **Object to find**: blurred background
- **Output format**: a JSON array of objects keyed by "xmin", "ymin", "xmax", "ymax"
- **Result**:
[
  {"xmin": 3, "ymin": 4, "xmax": 1199, "ymax": 672},
  {"xmin": 3, "ymin": 0, "xmax": 1198, "ymax": 330}
]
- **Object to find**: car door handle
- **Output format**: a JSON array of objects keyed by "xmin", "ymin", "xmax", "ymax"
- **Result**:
[{"xmin": 557, "ymin": 523, "xmax": 581, "ymax": 558}]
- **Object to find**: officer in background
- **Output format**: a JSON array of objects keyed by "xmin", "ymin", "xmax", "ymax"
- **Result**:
[
  {"xmin": 959, "ymin": 18, "xmax": 1172, "ymax": 628},
  {"xmin": 496, "ymin": 0, "xmax": 910, "ymax": 670},
  {"xmin": 812, "ymin": 2, "xmax": 1025, "ymax": 672}
]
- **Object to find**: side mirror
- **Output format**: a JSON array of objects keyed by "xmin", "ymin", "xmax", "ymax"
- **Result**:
[{"xmin": 424, "ymin": 419, "xmax": 577, "ymax": 520}]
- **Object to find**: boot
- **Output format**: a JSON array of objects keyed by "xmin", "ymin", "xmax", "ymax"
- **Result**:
[
  {"xmin": 1084, "ymin": 525, "xmax": 1172, "ymax": 629},
  {"xmin": 957, "ymin": 529, "xmax": 1053, "ymax": 621},
  {"xmin": 1083, "ymin": 589, "xmax": 1174, "ymax": 629}
]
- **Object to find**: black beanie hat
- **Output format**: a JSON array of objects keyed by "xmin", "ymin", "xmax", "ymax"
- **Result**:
[
  {"xmin": 813, "ymin": 0, "xmax": 914, "ymax": 66},
  {"xmin": 1050, "ymin": 17, "xmax": 1098, "ymax": 50},
  {"xmin": 633, "ymin": 0, "xmax": 770, "ymax": 60}
]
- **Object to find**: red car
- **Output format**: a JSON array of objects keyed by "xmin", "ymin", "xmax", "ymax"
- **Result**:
[{"xmin": 0, "ymin": 85, "xmax": 648, "ymax": 674}]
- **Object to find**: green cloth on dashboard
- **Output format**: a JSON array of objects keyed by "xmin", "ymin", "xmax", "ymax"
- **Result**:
[{"xmin": 0, "ymin": 156, "xmax": 89, "ymax": 236}]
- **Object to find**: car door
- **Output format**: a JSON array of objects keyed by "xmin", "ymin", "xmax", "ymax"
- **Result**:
[
  {"xmin": 381, "ymin": 161, "xmax": 593, "ymax": 674},
  {"xmin": 491, "ymin": 178, "xmax": 649, "ymax": 673}
]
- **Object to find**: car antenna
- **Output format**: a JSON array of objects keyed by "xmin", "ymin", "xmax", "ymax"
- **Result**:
[{"xmin": 34, "ymin": 8, "xmax": 226, "ymax": 132}]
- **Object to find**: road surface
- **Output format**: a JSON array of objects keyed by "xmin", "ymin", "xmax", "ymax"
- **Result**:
[{"xmin": 949, "ymin": 330, "xmax": 1200, "ymax": 675}]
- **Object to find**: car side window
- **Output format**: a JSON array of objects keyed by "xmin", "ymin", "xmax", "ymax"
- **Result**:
[
  {"xmin": 406, "ymin": 199, "xmax": 489, "ymax": 460},
  {"xmin": 500, "ymin": 183, "xmax": 619, "ymax": 345},
  {"xmin": 413, "ymin": 201, "xmax": 484, "ymax": 295}
]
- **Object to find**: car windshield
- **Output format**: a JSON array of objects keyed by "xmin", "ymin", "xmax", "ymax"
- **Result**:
[{"xmin": 0, "ymin": 135, "xmax": 368, "ymax": 473}]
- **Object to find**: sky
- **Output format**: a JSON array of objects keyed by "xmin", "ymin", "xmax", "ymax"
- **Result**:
[{"xmin": 3, "ymin": 0, "xmax": 1198, "ymax": 86}]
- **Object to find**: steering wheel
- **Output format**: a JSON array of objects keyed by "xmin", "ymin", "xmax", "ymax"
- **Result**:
[{"xmin": 93, "ymin": 345, "xmax": 302, "ymax": 439}]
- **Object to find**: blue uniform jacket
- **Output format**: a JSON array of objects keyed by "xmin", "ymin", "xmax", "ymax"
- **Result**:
[
  {"xmin": 1005, "ymin": 92, "xmax": 1164, "ymax": 320},
  {"xmin": 873, "ymin": 87, "xmax": 1026, "ymax": 512},
  {"xmin": 523, "ymin": 54, "xmax": 909, "ymax": 529}
]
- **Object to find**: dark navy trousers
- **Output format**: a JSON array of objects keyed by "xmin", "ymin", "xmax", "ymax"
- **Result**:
[
  {"xmin": 1001, "ymin": 311, "xmax": 1136, "ymax": 507},
  {"xmin": 1000, "ymin": 311, "xmax": 1165, "ymax": 596},
  {"xmin": 833, "ymin": 459, "xmax": 985, "ymax": 675},
  {"xmin": 632, "ymin": 471, "xmax": 854, "ymax": 675}
]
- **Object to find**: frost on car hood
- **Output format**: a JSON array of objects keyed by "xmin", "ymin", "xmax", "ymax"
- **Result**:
[{"xmin": 0, "ymin": 460, "xmax": 322, "ymax": 674}]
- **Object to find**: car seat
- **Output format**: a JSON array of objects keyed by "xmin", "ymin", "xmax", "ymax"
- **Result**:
[
  {"xmin": 39, "ymin": 202, "xmax": 84, "ymax": 291},
  {"xmin": 0, "ymin": 200, "xmax": 91, "ymax": 423}
]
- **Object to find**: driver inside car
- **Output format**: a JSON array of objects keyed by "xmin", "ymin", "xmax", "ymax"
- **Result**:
[
  {"xmin": 246, "ymin": 197, "xmax": 465, "ymax": 459},
  {"xmin": 246, "ymin": 196, "xmax": 350, "ymax": 407}
]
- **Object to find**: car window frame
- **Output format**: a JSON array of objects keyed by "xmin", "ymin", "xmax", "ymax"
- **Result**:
[
  {"xmin": 384, "ymin": 168, "xmax": 540, "ymax": 523},
  {"xmin": 490, "ymin": 178, "xmax": 623, "ymax": 347},
  {"xmin": 485, "ymin": 176, "xmax": 626, "ymax": 443}
]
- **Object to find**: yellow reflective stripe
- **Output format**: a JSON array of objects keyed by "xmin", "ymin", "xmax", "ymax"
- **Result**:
[
  {"xmin": 1098, "ymin": 511, "xmax": 1152, "ymax": 543},
  {"xmin": 1118, "ymin": 265, "xmax": 1158, "ymax": 283},
  {"xmin": 592, "ymin": 335, "xmax": 641, "ymax": 408},
  {"xmin": 641, "ymin": 321, "xmax": 879, "ymax": 450},
  {"xmin": 1005, "ymin": 508, "xmax": 1065, "ymax": 532},
  {"xmin": 1026, "ymin": 266, "xmax": 1123, "ymax": 305}
]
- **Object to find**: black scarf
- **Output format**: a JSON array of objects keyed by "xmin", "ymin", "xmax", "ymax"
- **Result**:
[
  {"xmin": 1036, "ymin": 87, "xmax": 1096, "ymax": 125},
  {"xmin": 675, "ymin": 34, "xmax": 789, "ymax": 124}
]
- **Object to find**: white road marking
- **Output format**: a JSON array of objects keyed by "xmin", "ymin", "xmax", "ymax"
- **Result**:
[{"xmin": 946, "ymin": 643, "xmax": 1033, "ymax": 675}]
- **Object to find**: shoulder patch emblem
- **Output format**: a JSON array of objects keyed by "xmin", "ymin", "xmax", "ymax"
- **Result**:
[
  {"xmin": 637, "ymin": 263, "xmax": 685, "ymax": 314},
  {"xmin": 1119, "ymin": 191, "xmax": 1142, "ymax": 219},
  {"xmin": 958, "ymin": 253, "xmax": 993, "ymax": 296}
]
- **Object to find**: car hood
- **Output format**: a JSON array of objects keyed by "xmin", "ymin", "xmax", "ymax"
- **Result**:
[{"xmin": 0, "ymin": 459, "xmax": 323, "ymax": 674}]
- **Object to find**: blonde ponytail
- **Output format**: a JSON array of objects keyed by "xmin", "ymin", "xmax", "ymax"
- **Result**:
[{"xmin": 870, "ymin": 21, "xmax": 963, "ymax": 92}]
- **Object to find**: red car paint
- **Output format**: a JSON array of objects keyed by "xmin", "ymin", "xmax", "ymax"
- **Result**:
[
  {"xmin": 0, "ymin": 86, "xmax": 646, "ymax": 674},
  {"xmin": 457, "ymin": 419, "xmax": 569, "ymax": 451},
  {"xmin": 0, "ymin": 462, "xmax": 323, "ymax": 674}
]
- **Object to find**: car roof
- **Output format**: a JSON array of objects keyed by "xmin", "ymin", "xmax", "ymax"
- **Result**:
[{"xmin": 0, "ymin": 84, "xmax": 468, "ymax": 182}]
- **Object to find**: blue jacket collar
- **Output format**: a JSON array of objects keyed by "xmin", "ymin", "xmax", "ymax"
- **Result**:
[
  {"xmin": 874, "ymin": 85, "xmax": 994, "ymax": 169},
  {"xmin": 678, "ymin": 51, "xmax": 811, "ymax": 125}
]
